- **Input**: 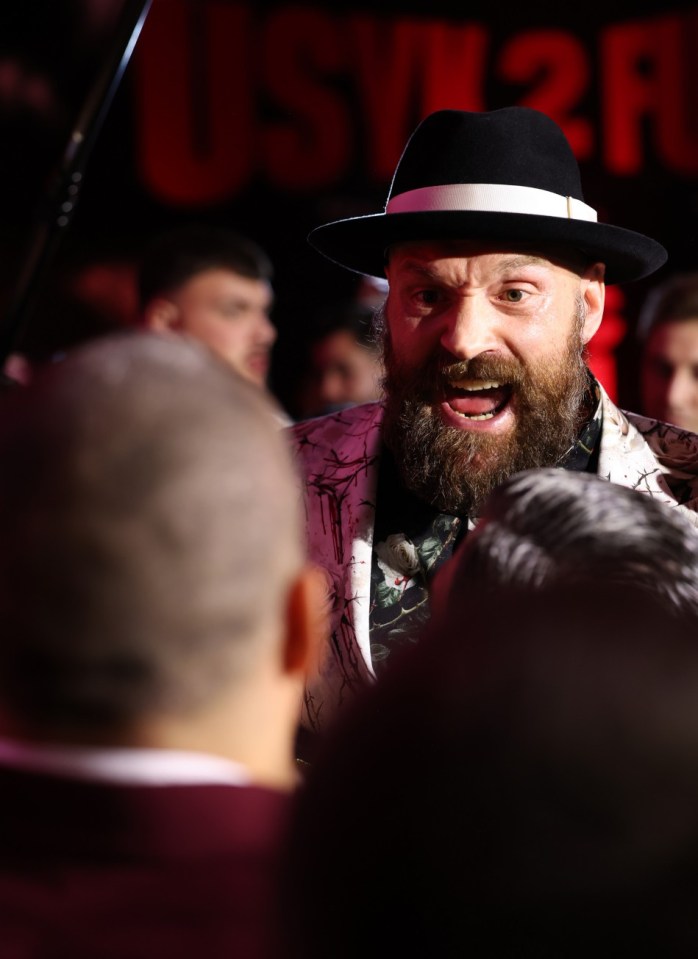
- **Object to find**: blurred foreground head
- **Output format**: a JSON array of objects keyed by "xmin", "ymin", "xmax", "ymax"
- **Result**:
[
  {"xmin": 0, "ymin": 332, "xmax": 317, "ymax": 787},
  {"xmin": 285, "ymin": 470, "xmax": 698, "ymax": 956},
  {"xmin": 286, "ymin": 579, "xmax": 698, "ymax": 957}
]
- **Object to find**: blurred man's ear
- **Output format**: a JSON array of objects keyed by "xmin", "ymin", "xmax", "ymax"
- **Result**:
[
  {"xmin": 580, "ymin": 262, "xmax": 606, "ymax": 345},
  {"xmin": 142, "ymin": 297, "xmax": 181, "ymax": 333},
  {"xmin": 283, "ymin": 564, "xmax": 331, "ymax": 677}
]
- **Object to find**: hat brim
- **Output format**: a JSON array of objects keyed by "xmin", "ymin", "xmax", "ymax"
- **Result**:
[{"xmin": 308, "ymin": 211, "xmax": 667, "ymax": 285}]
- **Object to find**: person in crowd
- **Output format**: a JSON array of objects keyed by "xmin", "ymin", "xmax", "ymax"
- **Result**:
[
  {"xmin": 297, "ymin": 297, "xmax": 385, "ymax": 418},
  {"xmin": 284, "ymin": 472, "xmax": 698, "ymax": 957},
  {"xmin": 637, "ymin": 271, "xmax": 698, "ymax": 432},
  {"xmin": 290, "ymin": 105, "xmax": 698, "ymax": 736},
  {"xmin": 138, "ymin": 224, "xmax": 278, "ymax": 391},
  {"xmin": 0, "ymin": 332, "xmax": 324, "ymax": 957}
]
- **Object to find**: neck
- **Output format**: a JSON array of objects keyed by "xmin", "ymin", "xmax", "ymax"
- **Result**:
[
  {"xmin": 3, "ymin": 676, "xmax": 302, "ymax": 793},
  {"xmin": 151, "ymin": 681, "xmax": 301, "ymax": 790}
]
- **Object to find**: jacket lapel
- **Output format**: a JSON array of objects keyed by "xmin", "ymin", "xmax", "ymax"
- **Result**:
[
  {"xmin": 598, "ymin": 386, "xmax": 698, "ymax": 522},
  {"xmin": 294, "ymin": 404, "xmax": 383, "ymax": 728}
]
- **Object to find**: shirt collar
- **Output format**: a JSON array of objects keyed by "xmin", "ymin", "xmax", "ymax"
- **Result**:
[
  {"xmin": 0, "ymin": 737, "xmax": 252, "ymax": 787},
  {"xmin": 557, "ymin": 375, "xmax": 603, "ymax": 473}
]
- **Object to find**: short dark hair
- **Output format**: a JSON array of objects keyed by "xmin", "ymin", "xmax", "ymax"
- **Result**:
[
  {"xmin": 138, "ymin": 224, "xmax": 273, "ymax": 310},
  {"xmin": 0, "ymin": 332, "xmax": 302, "ymax": 734},
  {"xmin": 637, "ymin": 271, "xmax": 698, "ymax": 342},
  {"xmin": 308, "ymin": 300, "xmax": 380, "ymax": 353}
]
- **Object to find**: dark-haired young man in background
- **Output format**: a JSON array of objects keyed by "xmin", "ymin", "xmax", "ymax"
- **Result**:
[{"xmin": 139, "ymin": 224, "xmax": 278, "ymax": 390}]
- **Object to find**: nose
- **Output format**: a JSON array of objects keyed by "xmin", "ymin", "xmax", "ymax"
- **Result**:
[
  {"xmin": 666, "ymin": 368, "xmax": 696, "ymax": 416},
  {"xmin": 318, "ymin": 370, "xmax": 344, "ymax": 406},
  {"xmin": 439, "ymin": 295, "xmax": 499, "ymax": 361},
  {"xmin": 255, "ymin": 310, "xmax": 277, "ymax": 348}
]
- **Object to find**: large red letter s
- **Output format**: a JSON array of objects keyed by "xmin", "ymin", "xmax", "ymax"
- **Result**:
[{"xmin": 262, "ymin": 7, "xmax": 349, "ymax": 190}]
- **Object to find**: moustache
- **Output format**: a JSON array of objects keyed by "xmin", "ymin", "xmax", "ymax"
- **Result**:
[
  {"xmin": 440, "ymin": 356, "xmax": 526, "ymax": 386},
  {"xmin": 393, "ymin": 351, "xmax": 527, "ymax": 401}
]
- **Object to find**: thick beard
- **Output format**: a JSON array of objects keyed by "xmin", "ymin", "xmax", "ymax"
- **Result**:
[{"xmin": 380, "ymin": 299, "xmax": 590, "ymax": 517}]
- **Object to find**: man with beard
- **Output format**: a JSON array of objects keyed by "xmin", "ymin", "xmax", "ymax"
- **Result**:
[{"xmin": 291, "ymin": 106, "xmax": 698, "ymax": 738}]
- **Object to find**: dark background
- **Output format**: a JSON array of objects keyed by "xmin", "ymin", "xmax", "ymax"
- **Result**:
[{"xmin": 1, "ymin": 0, "xmax": 697, "ymax": 414}]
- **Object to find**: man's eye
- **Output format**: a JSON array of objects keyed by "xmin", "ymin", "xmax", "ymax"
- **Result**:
[
  {"xmin": 650, "ymin": 358, "xmax": 673, "ymax": 381},
  {"xmin": 415, "ymin": 289, "xmax": 440, "ymax": 306},
  {"xmin": 503, "ymin": 289, "xmax": 526, "ymax": 303}
]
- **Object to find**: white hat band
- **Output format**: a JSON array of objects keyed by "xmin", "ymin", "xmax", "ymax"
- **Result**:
[{"xmin": 386, "ymin": 183, "xmax": 597, "ymax": 222}]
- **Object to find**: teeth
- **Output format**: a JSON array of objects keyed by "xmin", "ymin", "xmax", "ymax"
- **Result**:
[
  {"xmin": 450, "ymin": 408, "xmax": 496, "ymax": 421},
  {"xmin": 450, "ymin": 379, "xmax": 502, "ymax": 391}
]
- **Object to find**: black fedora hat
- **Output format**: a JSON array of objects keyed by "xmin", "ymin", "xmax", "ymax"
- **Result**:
[{"xmin": 308, "ymin": 107, "xmax": 667, "ymax": 285}]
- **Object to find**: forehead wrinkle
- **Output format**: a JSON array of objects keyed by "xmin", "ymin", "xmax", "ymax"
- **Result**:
[
  {"xmin": 396, "ymin": 259, "xmax": 443, "ymax": 281},
  {"xmin": 394, "ymin": 253, "xmax": 551, "ymax": 278},
  {"xmin": 495, "ymin": 255, "xmax": 549, "ymax": 273}
]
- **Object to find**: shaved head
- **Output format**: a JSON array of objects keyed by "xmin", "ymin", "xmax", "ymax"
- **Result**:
[{"xmin": 0, "ymin": 332, "xmax": 303, "ymax": 732}]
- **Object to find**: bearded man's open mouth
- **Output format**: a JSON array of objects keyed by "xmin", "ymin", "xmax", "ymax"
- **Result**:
[{"xmin": 442, "ymin": 378, "xmax": 514, "ymax": 422}]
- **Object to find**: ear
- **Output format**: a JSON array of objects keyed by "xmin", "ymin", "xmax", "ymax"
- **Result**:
[
  {"xmin": 142, "ymin": 297, "xmax": 181, "ymax": 333},
  {"xmin": 579, "ymin": 262, "xmax": 606, "ymax": 345},
  {"xmin": 282, "ymin": 564, "xmax": 331, "ymax": 677}
]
